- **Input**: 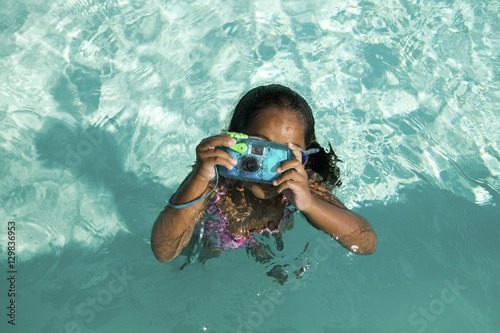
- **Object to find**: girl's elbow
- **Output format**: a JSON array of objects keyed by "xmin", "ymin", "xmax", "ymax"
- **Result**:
[
  {"xmin": 356, "ymin": 230, "xmax": 377, "ymax": 255},
  {"xmin": 343, "ymin": 229, "xmax": 376, "ymax": 255},
  {"xmin": 154, "ymin": 252, "xmax": 171, "ymax": 263},
  {"xmin": 151, "ymin": 243, "xmax": 177, "ymax": 263}
]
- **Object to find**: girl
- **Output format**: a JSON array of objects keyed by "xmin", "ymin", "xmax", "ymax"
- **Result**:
[{"xmin": 151, "ymin": 84, "xmax": 376, "ymax": 264}]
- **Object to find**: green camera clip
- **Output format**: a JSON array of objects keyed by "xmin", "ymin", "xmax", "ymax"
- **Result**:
[{"xmin": 226, "ymin": 132, "xmax": 248, "ymax": 153}]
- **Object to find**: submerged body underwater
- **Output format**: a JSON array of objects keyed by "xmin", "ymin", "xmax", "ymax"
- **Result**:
[{"xmin": 0, "ymin": 0, "xmax": 499, "ymax": 332}]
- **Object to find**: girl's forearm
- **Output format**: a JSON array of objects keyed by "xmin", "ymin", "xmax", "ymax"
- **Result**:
[
  {"xmin": 301, "ymin": 196, "xmax": 377, "ymax": 255},
  {"xmin": 151, "ymin": 208, "xmax": 196, "ymax": 262},
  {"xmin": 150, "ymin": 173, "xmax": 211, "ymax": 262}
]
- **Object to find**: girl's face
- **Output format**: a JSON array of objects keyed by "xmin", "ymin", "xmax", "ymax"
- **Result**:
[{"xmin": 241, "ymin": 107, "xmax": 306, "ymax": 199}]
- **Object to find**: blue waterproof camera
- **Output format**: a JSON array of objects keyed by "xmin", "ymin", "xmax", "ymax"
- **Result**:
[{"xmin": 217, "ymin": 132, "xmax": 295, "ymax": 184}]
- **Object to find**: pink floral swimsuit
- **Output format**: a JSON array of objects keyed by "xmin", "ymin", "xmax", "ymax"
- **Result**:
[{"xmin": 193, "ymin": 179, "xmax": 293, "ymax": 251}]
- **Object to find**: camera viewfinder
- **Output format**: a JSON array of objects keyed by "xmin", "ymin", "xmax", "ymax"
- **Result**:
[{"xmin": 251, "ymin": 145, "xmax": 264, "ymax": 155}]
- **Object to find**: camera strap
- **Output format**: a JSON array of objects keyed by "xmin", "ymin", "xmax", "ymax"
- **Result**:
[
  {"xmin": 166, "ymin": 167, "xmax": 219, "ymax": 209},
  {"xmin": 301, "ymin": 148, "xmax": 320, "ymax": 164}
]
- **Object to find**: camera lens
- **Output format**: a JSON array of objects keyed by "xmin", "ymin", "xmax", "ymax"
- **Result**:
[{"xmin": 241, "ymin": 157, "xmax": 260, "ymax": 173}]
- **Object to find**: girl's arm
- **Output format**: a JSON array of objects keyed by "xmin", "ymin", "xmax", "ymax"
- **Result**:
[
  {"xmin": 274, "ymin": 143, "xmax": 377, "ymax": 255},
  {"xmin": 151, "ymin": 172, "xmax": 212, "ymax": 262},
  {"xmin": 151, "ymin": 135, "xmax": 237, "ymax": 262},
  {"xmin": 302, "ymin": 181, "xmax": 377, "ymax": 255}
]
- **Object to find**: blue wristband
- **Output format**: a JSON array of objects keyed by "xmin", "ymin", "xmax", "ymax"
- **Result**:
[{"xmin": 167, "ymin": 168, "xmax": 219, "ymax": 209}]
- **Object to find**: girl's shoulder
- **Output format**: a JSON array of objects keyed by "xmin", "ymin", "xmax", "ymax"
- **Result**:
[{"xmin": 306, "ymin": 169, "xmax": 325, "ymax": 183}]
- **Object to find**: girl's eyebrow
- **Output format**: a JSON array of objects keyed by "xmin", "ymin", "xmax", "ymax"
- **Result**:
[
  {"xmin": 248, "ymin": 133, "xmax": 304, "ymax": 149},
  {"xmin": 249, "ymin": 134, "xmax": 268, "ymax": 140}
]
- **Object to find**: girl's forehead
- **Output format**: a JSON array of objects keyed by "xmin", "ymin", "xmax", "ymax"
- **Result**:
[
  {"xmin": 252, "ymin": 107, "xmax": 301, "ymax": 123},
  {"xmin": 246, "ymin": 107, "xmax": 306, "ymax": 148}
]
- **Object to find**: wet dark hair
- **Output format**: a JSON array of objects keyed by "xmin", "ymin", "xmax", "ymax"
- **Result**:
[{"xmin": 228, "ymin": 84, "xmax": 342, "ymax": 187}]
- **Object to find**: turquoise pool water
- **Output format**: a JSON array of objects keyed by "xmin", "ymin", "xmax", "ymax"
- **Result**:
[{"xmin": 1, "ymin": 0, "xmax": 499, "ymax": 332}]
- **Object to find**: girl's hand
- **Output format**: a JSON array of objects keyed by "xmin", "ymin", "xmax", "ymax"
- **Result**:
[
  {"xmin": 273, "ymin": 143, "xmax": 314, "ymax": 211},
  {"xmin": 193, "ymin": 135, "xmax": 238, "ymax": 181}
]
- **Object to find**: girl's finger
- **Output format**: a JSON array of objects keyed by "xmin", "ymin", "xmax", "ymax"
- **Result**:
[
  {"xmin": 197, "ymin": 135, "xmax": 236, "ymax": 152},
  {"xmin": 273, "ymin": 169, "xmax": 306, "ymax": 186},
  {"xmin": 277, "ymin": 159, "xmax": 303, "ymax": 174},
  {"xmin": 205, "ymin": 156, "xmax": 238, "ymax": 170},
  {"xmin": 275, "ymin": 179, "xmax": 300, "ymax": 194},
  {"xmin": 198, "ymin": 149, "xmax": 238, "ymax": 166},
  {"xmin": 287, "ymin": 143, "xmax": 303, "ymax": 162}
]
